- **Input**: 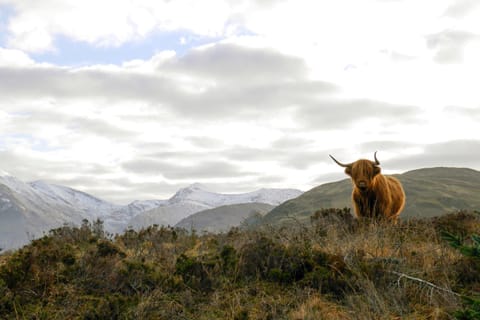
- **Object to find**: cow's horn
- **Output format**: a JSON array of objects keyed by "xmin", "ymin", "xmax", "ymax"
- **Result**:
[
  {"xmin": 373, "ymin": 151, "xmax": 380, "ymax": 165},
  {"xmin": 329, "ymin": 155, "xmax": 351, "ymax": 168}
]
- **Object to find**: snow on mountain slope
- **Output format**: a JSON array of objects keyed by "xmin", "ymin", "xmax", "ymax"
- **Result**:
[
  {"xmin": 106, "ymin": 200, "xmax": 167, "ymax": 233},
  {"xmin": 240, "ymin": 188, "xmax": 304, "ymax": 206},
  {"xmin": 29, "ymin": 180, "xmax": 122, "ymax": 222},
  {"xmin": 168, "ymin": 183, "xmax": 302, "ymax": 207},
  {"xmin": 0, "ymin": 183, "xmax": 30, "ymax": 250},
  {"xmin": 128, "ymin": 184, "xmax": 303, "ymax": 228},
  {"xmin": 0, "ymin": 176, "xmax": 96, "ymax": 250},
  {"xmin": 0, "ymin": 177, "xmax": 163, "ymax": 236},
  {"xmin": 0, "ymin": 176, "xmax": 85, "ymax": 224},
  {"xmin": 0, "ymin": 177, "xmax": 303, "ymax": 250}
]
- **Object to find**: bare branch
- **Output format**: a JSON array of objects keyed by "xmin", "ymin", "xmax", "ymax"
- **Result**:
[{"xmin": 389, "ymin": 270, "xmax": 460, "ymax": 297}]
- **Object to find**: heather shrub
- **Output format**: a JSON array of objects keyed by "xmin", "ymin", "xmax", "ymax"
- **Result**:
[
  {"xmin": 442, "ymin": 230, "xmax": 480, "ymax": 319},
  {"xmin": 310, "ymin": 208, "xmax": 355, "ymax": 239},
  {"xmin": 433, "ymin": 210, "xmax": 480, "ymax": 238},
  {"xmin": 175, "ymin": 253, "xmax": 217, "ymax": 291},
  {"xmin": 1, "ymin": 212, "xmax": 478, "ymax": 319}
]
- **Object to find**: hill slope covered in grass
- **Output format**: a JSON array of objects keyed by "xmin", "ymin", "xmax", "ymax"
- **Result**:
[
  {"xmin": 260, "ymin": 167, "xmax": 480, "ymax": 226},
  {"xmin": 1, "ymin": 210, "xmax": 480, "ymax": 319},
  {"xmin": 175, "ymin": 202, "xmax": 274, "ymax": 233}
]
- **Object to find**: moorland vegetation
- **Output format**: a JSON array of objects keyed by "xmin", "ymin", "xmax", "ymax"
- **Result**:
[{"xmin": 1, "ymin": 210, "xmax": 480, "ymax": 319}]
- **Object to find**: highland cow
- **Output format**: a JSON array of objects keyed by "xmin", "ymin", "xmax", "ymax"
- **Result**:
[{"xmin": 329, "ymin": 152, "xmax": 405, "ymax": 222}]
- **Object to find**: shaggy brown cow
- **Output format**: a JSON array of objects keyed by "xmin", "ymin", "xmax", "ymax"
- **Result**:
[{"xmin": 329, "ymin": 152, "xmax": 405, "ymax": 222}]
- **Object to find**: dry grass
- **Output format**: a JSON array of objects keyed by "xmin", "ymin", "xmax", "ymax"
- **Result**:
[
  {"xmin": 296, "ymin": 210, "xmax": 476, "ymax": 319},
  {"xmin": 290, "ymin": 293, "xmax": 352, "ymax": 319},
  {"xmin": 0, "ymin": 211, "xmax": 479, "ymax": 319}
]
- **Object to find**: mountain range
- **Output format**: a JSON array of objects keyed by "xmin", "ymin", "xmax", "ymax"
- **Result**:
[
  {"xmin": 2, "ymin": 167, "xmax": 479, "ymax": 251},
  {"xmin": 0, "ymin": 177, "xmax": 302, "ymax": 250},
  {"xmin": 129, "ymin": 184, "xmax": 301, "ymax": 230}
]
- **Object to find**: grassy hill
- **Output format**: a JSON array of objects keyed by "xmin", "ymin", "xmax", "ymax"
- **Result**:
[
  {"xmin": 175, "ymin": 202, "xmax": 274, "ymax": 233},
  {"xmin": 1, "ymin": 211, "xmax": 480, "ymax": 319},
  {"xmin": 260, "ymin": 167, "xmax": 480, "ymax": 226}
]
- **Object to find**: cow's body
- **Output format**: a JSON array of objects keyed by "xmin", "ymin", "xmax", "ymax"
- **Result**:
[{"xmin": 330, "ymin": 153, "xmax": 406, "ymax": 222}]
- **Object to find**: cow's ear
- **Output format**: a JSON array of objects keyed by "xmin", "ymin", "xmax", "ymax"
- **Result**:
[
  {"xmin": 373, "ymin": 166, "xmax": 381, "ymax": 176},
  {"xmin": 345, "ymin": 167, "xmax": 352, "ymax": 176}
]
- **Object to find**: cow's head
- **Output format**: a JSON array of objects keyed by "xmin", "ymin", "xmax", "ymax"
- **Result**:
[{"xmin": 330, "ymin": 152, "xmax": 381, "ymax": 191}]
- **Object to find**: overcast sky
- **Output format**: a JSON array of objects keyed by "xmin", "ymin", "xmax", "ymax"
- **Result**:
[{"xmin": 1, "ymin": 0, "xmax": 479, "ymax": 204}]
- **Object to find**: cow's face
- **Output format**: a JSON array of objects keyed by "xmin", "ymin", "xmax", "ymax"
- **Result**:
[
  {"xmin": 330, "ymin": 152, "xmax": 382, "ymax": 191},
  {"xmin": 345, "ymin": 160, "xmax": 381, "ymax": 191}
]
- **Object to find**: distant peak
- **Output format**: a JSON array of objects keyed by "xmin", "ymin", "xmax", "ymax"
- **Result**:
[
  {"xmin": 187, "ymin": 183, "xmax": 209, "ymax": 191},
  {"xmin": 30, "ymin": 180, "xmax": 48, "ymax": 186}
]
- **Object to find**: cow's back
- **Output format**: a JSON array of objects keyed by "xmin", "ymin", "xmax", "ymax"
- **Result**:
[{"xmin": 385, "ymin": 176, "xmax": 406, "ymax": 218}]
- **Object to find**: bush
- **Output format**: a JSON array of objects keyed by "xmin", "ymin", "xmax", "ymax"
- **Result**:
[
  {"xmin": 237, "ymin": 234, "xmax": 350, "ymax": 298},
  {"xmin": 311, "ymin": 207, "xmax": 356, "ymax": 237},
  {"xmin": 175, "ymin": 254, "xmax": 217, "ymax": 292},
  {"xmin": 433, "ymin": 210, "xmax": 480, "ymax": 238},
  {"xmin": 442, "ymin": 230, "xmax": 480, "ymax": 319},
  {"xmin": 96, "ymin": 240, "xmax": 125, "ymax": 258},
  {"xmin": 220, "ymin": 245, "xmax": 238, "ymax": 275},
  {"xmin": 238, "ymin": 236, "xmax": 312, "ymax": 283}
]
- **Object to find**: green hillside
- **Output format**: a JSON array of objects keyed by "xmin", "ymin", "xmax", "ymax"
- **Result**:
[
  {"xmin": 260, "ymin": 167, "xmax": 480, "ymax": 226},
  {"xmin": 175, "ymin": 202, "xmax": 274, "ymax": 233}
]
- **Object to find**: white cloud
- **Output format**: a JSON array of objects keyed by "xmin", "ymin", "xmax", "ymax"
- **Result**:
[
  {"xmin": 2, "ymin": 0, "xmax": 252, "ymax": 52},
  {"xmin": 444, "ymin": 0, "xmax": 480, "ymax": 18},
  {"xmin": 1, "ymin": 0, "xmax": 480, "ymax": 202},
  {"xmin": 0, "ymin": 47, "xmax": 34, "ymax": 66}
]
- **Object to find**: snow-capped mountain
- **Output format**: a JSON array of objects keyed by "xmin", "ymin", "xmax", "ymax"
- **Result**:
[
  {"xmin": 29, "ymin": 180, "xmax": 122, "ymax": 221},
  {"xmin": 0, "ymin": 176, "xmax": 121, "ymax": 250},
  {"xmin": 168, "ymin": 183, "xmax": 302, "ymax": 207},
  {"xmin": 0, "ymin": 176, "xmax": 303, "ymax": 250},
  {"xmin": 106, "ymin": 200, "xmax": 167, "ymax": 233},
  {"xmin": 127, "ymin": 184, "xmax": 303, "ymax": 230}
]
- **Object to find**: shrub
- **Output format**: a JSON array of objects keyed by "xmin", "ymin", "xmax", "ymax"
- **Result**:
[
  {"xmin": 96, "ymin": 240, "xmax": 125, "ymax": 258},
  {"xmin": 433, "ymin": 210, "xmax": 480, "ymax": 238},
  {"xmin": 220, "ymin": 245, "xmax": 238, "ymax": 275},
  {"xmin": 311, "ymin": 207, "xmax": 356, "ymax": 237},
  {"xmin": 238, "ymin": 236, "xmax": 312, "ymax": 283},
  {"xmin": 442, "ymin": 230, "xmax": 480, "ymax": 319},
  {"xmin": 237, "ymin": 234, "xmax": 350, "ymax": 298},
  {"xmin": 311, "ymin": 207, "xmax": 353, "ymax": 224},
  {"xmin": 175, "ymin": 254, "xmax": 217, "ymax": 292}
]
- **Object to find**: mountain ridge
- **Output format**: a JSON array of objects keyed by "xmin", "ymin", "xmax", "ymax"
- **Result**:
[
  {"xmin": 125, "ymin": 184, "xmax": 302, "ymax": 230},
  {"xmin": 0, "ymin": 177, "xmax": 302, "ymax": 249}
]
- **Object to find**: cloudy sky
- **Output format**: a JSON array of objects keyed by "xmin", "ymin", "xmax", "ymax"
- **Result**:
[{"xmin": 1, "ymin": 0, "xmax": 479, "ymax": 203}]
